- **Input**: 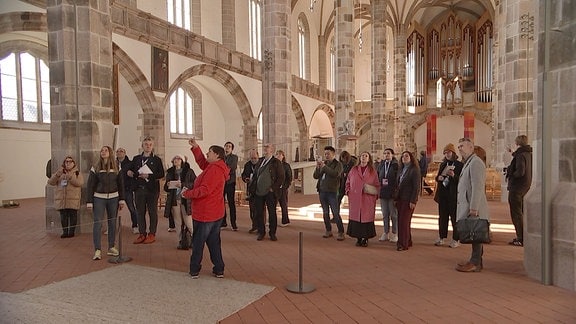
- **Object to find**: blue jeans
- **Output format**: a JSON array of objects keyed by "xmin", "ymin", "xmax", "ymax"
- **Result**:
[
  {"xmin": 319, "ymin": 191, "xmax": 344, "ymax": 233},
  {"xmin": 123, "ymin": 188, "xmax": 138, "ymax": 228},
  {"xmin": 190, "ymin": 218, "xmax": 225, "ymax": 275},
  {"xmin": 380, "ymin": 198, "xmax": 397, "ymax": 234},
  {"xmin": 92, "ymin": 197, "xmax": 118, "ymax": 250}
]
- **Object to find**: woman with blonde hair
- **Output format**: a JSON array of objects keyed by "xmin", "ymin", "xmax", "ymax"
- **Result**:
[
  {"xmin": 86, "ymin": 146, "xmax": 125, "ymax": 260},
  {"xmin": 47, "ymin": 156, "xmax": 84, "ymax": 238}
]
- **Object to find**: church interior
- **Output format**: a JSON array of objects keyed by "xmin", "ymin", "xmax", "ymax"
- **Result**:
[{"xmin": 0, "ymin": 0, "xmax": 574, "ymax": 291}]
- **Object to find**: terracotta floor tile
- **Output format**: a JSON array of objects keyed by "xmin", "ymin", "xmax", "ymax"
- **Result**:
[{"xmin": 1, "ymin": 195, "xmax": 576, "ymax": 323}]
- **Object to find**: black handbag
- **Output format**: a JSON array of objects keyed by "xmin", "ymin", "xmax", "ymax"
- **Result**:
[{"xmin": 457, "ymin": 216, "xmax": 490, "ymax": 244}]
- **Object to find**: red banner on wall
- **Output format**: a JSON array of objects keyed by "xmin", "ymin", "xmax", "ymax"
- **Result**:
[
  {"xmin": 426, "ymin": 114, "xmax": 437, "ymax": 156},
  {"xmin": 464, "ymin": 111, "xmax": 474, "ymax": 140}
]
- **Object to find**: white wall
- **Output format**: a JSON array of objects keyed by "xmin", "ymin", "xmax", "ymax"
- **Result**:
[{"xmin": 0, "ymin": 129, "xmax": 50, "ymax": 200}]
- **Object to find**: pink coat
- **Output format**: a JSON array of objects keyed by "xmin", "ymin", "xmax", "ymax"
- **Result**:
[{"xmin": 346, "ymin": 165, "xmax": 380, "ymax": 223}]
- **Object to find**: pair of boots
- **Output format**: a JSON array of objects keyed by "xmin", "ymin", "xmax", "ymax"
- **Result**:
[
  {"xmin": 355, "ymin": 238, "xmax": 368, "ymax": 247},
  {"xmin": 61, "ymin": 228, "xmax": 75, "ymax": 238},
  {"xmin": 60, "ymin": 213, "xmax": 77, "ymax": 238}
]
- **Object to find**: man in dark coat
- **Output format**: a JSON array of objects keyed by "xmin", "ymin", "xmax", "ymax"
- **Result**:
[{"xmin": 506, "ymin": 135, "xmax": 533, "ymax": 247}]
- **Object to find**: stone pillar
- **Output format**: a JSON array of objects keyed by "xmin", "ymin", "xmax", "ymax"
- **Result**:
[
  {"xmin": 335, "ymin": 0, "xmax": 356, "ymax": 153},
  {"xmin": 261, "ymin": 0, "xmax": 291, "ymax": 153},
  {"xmin": 371, "ymin": 0, "xmax": 387, "ymax": 155},
  {"xmin": 318, "ymin": 34, "xmax": 327, "ymax": 88},
  {"xmin": 524, "ymin": 0, "xmax": 576, "ymax": 292},
  {"xmin": 393, "ymin": 25, "xmax": 414, "ymax": 153},
  {"xmin": 222, "ymin": 0, "xmax": 236, "ymax": 50},
  {"xmin": 46, "ymin": 0, "xmax": 114, "ymax": 233},
  {"xmin": 494, "ymin": 0, "xmax": 535, "ymax": 171}
]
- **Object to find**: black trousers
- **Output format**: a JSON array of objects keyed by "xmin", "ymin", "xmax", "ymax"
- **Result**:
[
  {"xmin": 508, "ymin": 190, "xmax": 525, "ymax": 241},
  {"xmin": 254, "ymin": 191, "xmax": 278, "ymax": 236},
  {"xmin": 135, "ymin": 188, "xmax": 160, "ymax": 235},
  {"xmin": 437, "ymin": 193, "xmax": 458, "ymax": 240},
  {"xmin": 278, "ymin": 188, "xmax": 289, "ymax": 224},
  {"xmin": 60, "ymin": 208, "xmax": 78, "ymax": 235},
  {"xmin": 222, "ymin": 182, "xmax": 237, "ymax": 228}
]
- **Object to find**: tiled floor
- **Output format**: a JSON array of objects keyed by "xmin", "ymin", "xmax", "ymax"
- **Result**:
[{"xmin": 1, "ymin": 194, "xmax": 575, "ymax": 323}]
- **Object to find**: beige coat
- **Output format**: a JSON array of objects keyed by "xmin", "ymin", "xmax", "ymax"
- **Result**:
[
  {"xmin": 48, "ymin": 166, "xmax": 84, "ymax": 210},
  {"xmin": 456, "ymin": 154, "xmax": 489, "ymax": 222}
]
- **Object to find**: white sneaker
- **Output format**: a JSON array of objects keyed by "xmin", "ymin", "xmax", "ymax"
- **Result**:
[
  {"xmin": 434, "ymin": 238, "xmax": 444, "ymax": 246},
  {"xmin": 107, "ymin": 247, "xmax": 119, "ymax": 256},
  {"xmin": 449, "ymin": 240, "xmax": 461, "ymax": 248},
  {"xmin": 379, "ymin": 233, "xmax": 388, "ymax": 241},
  {"xmin": 168, "ymin": 228, "xmax": 176, "ymax": 232},
  {"xmin": 389, "ymin": 233, "xmax": 398, "ymax": 243},
  {"xmin": 93, "ymin": 249, "xmax": 102, "ymax": 260},
  {"xmin": 132, "ymin": 227, "xmax": 139, "ymax": 234}
]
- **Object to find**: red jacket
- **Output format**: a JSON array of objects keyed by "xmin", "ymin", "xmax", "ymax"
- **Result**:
[{"xmin": 182, "ymin": 146, "xmax": 230, "ymax": 222}]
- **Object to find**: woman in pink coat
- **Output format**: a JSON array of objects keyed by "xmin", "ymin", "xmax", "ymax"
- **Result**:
[{"xmin": 346, "ymin": 152, "xmax": 381, "ymax": 247}]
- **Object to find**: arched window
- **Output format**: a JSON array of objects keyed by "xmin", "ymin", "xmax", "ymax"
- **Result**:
[
  {"xmin": 297, "ymin": 14, "xmax": 310, "ymax": 80},
  {"xmin": 249, "ymin": 0, "xmax": 262, "ymax": 60},
  {"xmin": 168, "ymin": 84, "xmax": 202, "ymax": 138},
  {"xmin": 329, "ymin": 37, "xmax": 335, "ymax": 91},
  {"xmin": 0, "ymin": 52, "xmax": 50, "ymax": 127},
  {"xmin": 167, "ymin": 0, "xmax": 191, "ymax": 31}
]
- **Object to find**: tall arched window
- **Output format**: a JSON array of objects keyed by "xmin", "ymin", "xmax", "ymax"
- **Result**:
[
  {"xmin": 168, "ymin": 84, "xmax": 202, "ymax": 137},
  {"xmin": 249, "ymin": 0, "xmax": 262, "ymax": 60},
  {"xmin": 297, "ymin": 14, "xmax": 310, "ymax": 80},
  {"xmin": 329, "ymin": 37, "xmax": 336, "ymax": 91},
  {"xmin": 167, "ymin": 0, "xmax": 191, "ymax": 30},
  {"xmin": 0, "ymin": 52, "xmax": 50, "ymax": 126}
]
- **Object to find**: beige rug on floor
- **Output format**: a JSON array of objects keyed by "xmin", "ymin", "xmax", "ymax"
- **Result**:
[{"xmin": 0, "ymin": 264, "xmax": 274, "ymax": 323}]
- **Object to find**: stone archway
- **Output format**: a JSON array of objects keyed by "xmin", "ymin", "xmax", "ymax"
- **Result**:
[
  {"xmin": 112, "ymin": 43, "xmax": 163, "ymax": 154},
  {"xmin": 291, "ymin": 96, "xmax": 311, "ymax": 162},
  {"xmin": 168, "ymin": 64, "xmax": 255, "ymax": 158}
]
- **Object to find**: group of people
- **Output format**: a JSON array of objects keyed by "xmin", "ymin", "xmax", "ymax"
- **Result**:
[
  {"xmin": 313, "ymin": 145, "xmax": 421, "ymax": 251},
  {"xmin": 48, "ymin": 138, "xmax": 166, "ymax": 260},
  {"xmin": 47, "ymin": 134, "xmax": 531, "ymax": 276}
]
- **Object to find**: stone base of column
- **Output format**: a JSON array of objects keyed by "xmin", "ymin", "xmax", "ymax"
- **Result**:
[{"xmin": 524, "ymin": 182, "xmax": 576, "ymax": 291}]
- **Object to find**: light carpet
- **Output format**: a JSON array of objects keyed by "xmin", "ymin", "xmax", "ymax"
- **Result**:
[{"xmin": 0, "ymin": 264, "xmax": 274, "ymax": 323}]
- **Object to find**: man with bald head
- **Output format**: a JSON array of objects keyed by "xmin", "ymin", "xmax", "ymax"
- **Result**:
[{"xmin": 249, "ymin": 143, "xmax": 285, "ymax": 241}]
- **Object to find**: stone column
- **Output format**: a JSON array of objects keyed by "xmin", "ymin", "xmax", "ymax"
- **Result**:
[
  {"xmin": 46, "ymin": 0, "xmax": 114, "ymax": 233},
  {"xmin": 524, "ymin": 0, "xmax": 576, "ymax": 292},
  {"xmin": 335, "ymin": 0, "xmax": 356, "ymax": 153},
  {"xmin": 393, "ymin": 25, "xmax": 414, "ymax": 153},
  {"xmin": 261, "ymin": 0, "xmax": 291, "ymax": 153},
  {"xmin": 494, "ymin": 0, "xmax": 535, "ymax": 170},
  {"xmin": 371, "ymin": 0, "xmax": 387, "ymax": 155},
  {"xmin": 222, "ymin": 0, "xmax": 236, "ymax": 50}
]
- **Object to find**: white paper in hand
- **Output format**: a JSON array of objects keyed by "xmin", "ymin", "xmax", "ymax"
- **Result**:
[{"xmin": 138, "ymin": 164, "xmax": 153, "ymax": 175}]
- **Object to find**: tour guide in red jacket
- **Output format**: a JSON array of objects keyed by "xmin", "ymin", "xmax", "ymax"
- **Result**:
[{"xmin": 182, "ymin": 138, "xmax": 230, "ymax": 278}]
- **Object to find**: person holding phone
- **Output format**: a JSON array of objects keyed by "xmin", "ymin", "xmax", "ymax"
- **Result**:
[
  {"xmin": 433, "ymin": 143, "xmax": 464, "ymax": 248},
  {"xmin": 47, "ymin": 156, "xmax": 84, "ymax": 238}
]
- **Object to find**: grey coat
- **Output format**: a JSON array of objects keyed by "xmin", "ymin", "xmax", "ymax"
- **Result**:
[{"xmin": 456, "ymin": 154, "xmax": 489, "ymax": 222}]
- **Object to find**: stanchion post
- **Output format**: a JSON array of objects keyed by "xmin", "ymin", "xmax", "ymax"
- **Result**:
[
  {"xmin": 109, "ymin": 214, "xmax": 132, "ymax": 264},
  {"xmin": 286, "ymin": 232, "xmax": 315, "ymax": 293}
]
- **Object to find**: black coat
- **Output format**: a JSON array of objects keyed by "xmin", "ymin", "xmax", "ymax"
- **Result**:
[
  {"xmin": 377, "ymin": 158, "xmax": 399, "ymax": 199},
  {"xmin": 163, "ymin": 165, "xmax": 196, "ymax": 218}
]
